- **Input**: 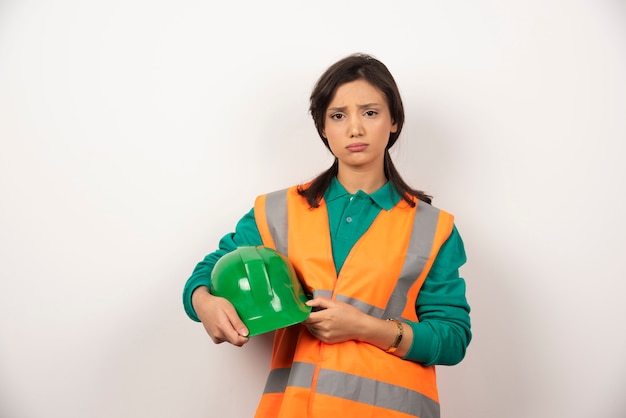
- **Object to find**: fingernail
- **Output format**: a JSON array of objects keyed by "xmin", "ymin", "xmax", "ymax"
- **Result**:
[{"xmin": 240, "ymin": 328, "xmax": 249, "ymax": 337}]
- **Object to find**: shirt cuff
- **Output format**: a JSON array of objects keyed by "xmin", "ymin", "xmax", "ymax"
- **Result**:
[
  {"xmin": 402, "ymin": 320, "xmax": 439, "ymax": 365},
  {"xmin": 182, "ymin": 278, "xmax": 211, "ymax": 322}
]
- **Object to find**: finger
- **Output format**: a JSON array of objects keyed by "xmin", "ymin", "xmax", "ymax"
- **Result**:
[
  {"xmin": 215, "ymin": 317, "xmax": 248, "ymax": 345},
  {"xmin": 227, "ymin": 314, "xmax": 249, "ymax": 338},
  {"xmin": 214, "ymin": 332, "xmax": 249, "ymax": 347},
  {"xmin": 227, "ymin": 329, "xmax": 250, "ymax": 344},
  {"xmin": 303, "ymin": 309, "xmax": 329, "ymax": 325},
  {"xmin": 303, "ymin": 315, "xmax": 319, "ymax": 325},
  {"xmin": 232, "ymin": 335, "xmax": 250, "ymax": 347},
  {"xmin": 304, "ymin": 324, "xmax": 318, "ymax": 336},
  {"xmin": 218, "ymin": 303, "xmax": 249, "ymax": 337},
  {"xmin": 206, "ymin": 312, "xmax": 247, "ymax": 345},
  {"xmin": 306, "ymin": 296, "xmax": 333, "ymax": 309}
]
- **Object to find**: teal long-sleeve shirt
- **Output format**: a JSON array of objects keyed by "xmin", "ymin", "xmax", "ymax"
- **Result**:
[{"xmin": 183, "ymin": 178, "xmax": 471, "ymax": 366}]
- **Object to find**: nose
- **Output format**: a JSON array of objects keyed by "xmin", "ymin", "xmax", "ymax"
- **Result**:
[{"xmin": 349, "ymin": 117, "xmax": 364, "ymax": 138}]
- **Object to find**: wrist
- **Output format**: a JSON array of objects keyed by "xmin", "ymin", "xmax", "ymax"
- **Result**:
[
  {"xmin": 385, "ymin": 319, "xmax": 404, "ymax": 353},
  {"xmin": 191, "ymin": 285, "xmax": 211, "ymax": 312}
]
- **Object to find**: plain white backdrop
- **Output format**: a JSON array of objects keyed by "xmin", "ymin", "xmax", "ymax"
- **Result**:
[{"xmin": 1, "ymin": 0, "xmax": 625, "ymax": 417}]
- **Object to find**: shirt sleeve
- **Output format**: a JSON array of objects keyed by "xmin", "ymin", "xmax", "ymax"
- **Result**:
[
  {"xmin": 403, "ymin": 225, "xmax": 472, "ymax": 365},
  {"xmin": 182, "ymin": 208, "xmax": 263, "ymax": 322}
]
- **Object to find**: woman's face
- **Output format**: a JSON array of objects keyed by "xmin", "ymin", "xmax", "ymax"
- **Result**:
[{"xmin": 323, "ymin": 79, "xmax": 397, "ymax": 174}]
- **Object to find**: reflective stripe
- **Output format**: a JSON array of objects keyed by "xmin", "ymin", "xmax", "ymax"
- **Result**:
[
  {"xmin": 263, "ymin": 188, "xmax": 289, "ymax": 256},
  {"xmin": 317, "ymin": 292, "xmax": 388, "ymax": 319},
  {"xmin": 317, "ymin": 369, "xmax": 440, "ymax": 418},
  {"xmin": 335, "ymin": 294, "xmax": 384, "ymax": 318},
  {"xmin": 311, "ymin": 289, "xmax": 332, "ymax": 299},
  {"xmin": 289, "ymin": 362, "xmax": 316, "ymax": 389},
  {"xmin": 263, "ymin": 363, "xmax": 439, "ymax": 418},
  {"xmin": 263, "ymin": 362, "xmax": 315, "ymax": 393},
  {"xmin": 383, "ymin": 202, "xmax": 440, "ymax": 320},
  {"xmin": 263, "ymin": 367, "xmax": 291, "ymax": 394}
]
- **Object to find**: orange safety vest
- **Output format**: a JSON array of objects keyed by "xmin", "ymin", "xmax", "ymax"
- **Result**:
[{"xmin": 253, "ymin": 186, "xmax": 454, "ymax": 418}]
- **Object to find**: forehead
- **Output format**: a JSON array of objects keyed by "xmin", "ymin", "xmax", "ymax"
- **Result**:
[{"xmin": 329, "ymin": 79, "xmax": 387, "ymax": 106}]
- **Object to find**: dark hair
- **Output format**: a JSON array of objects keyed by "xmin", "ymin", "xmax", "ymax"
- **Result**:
[{"xmin": 298, "ymin": 53, "xmax": 432, "ymax": 208}]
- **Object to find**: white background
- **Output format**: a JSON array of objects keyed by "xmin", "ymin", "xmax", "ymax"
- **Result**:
[{"xmin": 1, "ymin": 1, "xmax": 625, "ymax": 417}]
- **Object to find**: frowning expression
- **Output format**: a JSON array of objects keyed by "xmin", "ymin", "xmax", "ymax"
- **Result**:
[{"xmin": 323, "ymin": 79, "xmax": 398, "ymax": 172}]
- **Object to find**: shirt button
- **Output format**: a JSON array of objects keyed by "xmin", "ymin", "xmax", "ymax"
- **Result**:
[{"xmin": 346, "ymin": 217, "xmax": 353, "ymax": 223}]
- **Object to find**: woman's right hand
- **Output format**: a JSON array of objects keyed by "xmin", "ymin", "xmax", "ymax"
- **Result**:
[{"xmin": 191, "ymin": 286, "xmax": 250, "ymax": 347}]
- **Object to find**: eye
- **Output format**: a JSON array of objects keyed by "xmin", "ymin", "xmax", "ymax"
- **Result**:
[
  {"xmin": 330, "ymin": 113, "xmax": 345, "ymax": 120},
  {"xmin": 364, "ymin": 110, "xmax": 378, "ymax": 117}
]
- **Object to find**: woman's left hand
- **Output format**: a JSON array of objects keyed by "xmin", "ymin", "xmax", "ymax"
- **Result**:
[
  {"xmin": 303, "ymin": 296, "xmax": 372, "ymax": 344},
  {"xmin": 303, "ymin": 296, "xmax": 412, "ymax": 356}
]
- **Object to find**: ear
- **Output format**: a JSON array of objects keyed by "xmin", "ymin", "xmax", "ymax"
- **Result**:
[{"xmin": 390, "ymin": 121, "xmax": 398, "ymax": 133}]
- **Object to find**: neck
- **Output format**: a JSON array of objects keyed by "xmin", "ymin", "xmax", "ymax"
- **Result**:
[{"xmin": 336, "ymin": 166, "xmax": 387, "ymax": 194}]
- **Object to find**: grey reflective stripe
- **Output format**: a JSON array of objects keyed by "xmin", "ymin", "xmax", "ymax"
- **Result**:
[
  {"xmin": 263, "ymin": 362, "xmax": 315, "ymax": 394},
  {"xmin": 311, "ymin": 289, "xmax": 332, "ymax": 299},
  {"xmin": 263, "ymin": 188, "xmax": 289, "ymax": 256},
  {"xmin": 263, "ymin": 363, "xmax": 439, "ymax": 417},
  {"xmin": 314, "ymin": 286, "xmax": 382, "ymax": 317},
  {"xmin": 288, "ymin": 362, "xmax": 316, "ymax": 389},
  {"xmin": 263, "ymin": 367, "xmax": 291, "ymax": 394},
  {"xmin": 383, "ymin": 202, "xmax": 440, "ymax": 320},
  {"xmin": 316, "ymin": 369, "xmax": 440, "ymax": 418},
  {"xmin": 335, "ymin": 294, "xmax": 384, "ymax": 318}
]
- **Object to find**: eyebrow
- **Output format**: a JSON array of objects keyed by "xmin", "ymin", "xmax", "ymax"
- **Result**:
[{"xmin": 327, "ymin": 103, "xmax": 382, "ymax": 112}]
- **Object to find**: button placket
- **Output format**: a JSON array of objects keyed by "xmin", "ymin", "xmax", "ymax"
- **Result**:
[{"xmin": 337, "ymin": 194, "xmax": 358, "ymax": 240}]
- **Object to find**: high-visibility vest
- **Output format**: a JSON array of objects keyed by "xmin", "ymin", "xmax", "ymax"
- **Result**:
[{"xmin": 253, "ymin": 186, "xmax": 454, "ymax": 418}]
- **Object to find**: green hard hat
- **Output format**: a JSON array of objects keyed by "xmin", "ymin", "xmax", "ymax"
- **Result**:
[{"xmin": 210, "ymin": 246, "xmax": 311, "ymax": 337}]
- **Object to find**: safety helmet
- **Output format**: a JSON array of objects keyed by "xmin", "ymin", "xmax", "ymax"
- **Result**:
[{"xmin": 210, "ymin": 246, "xmax": 311, "ymax": 336}]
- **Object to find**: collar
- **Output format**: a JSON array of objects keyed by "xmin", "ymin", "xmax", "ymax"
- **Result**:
[{"xmin": 324, "ymin": 177, "xmax": 402, "ymax": 211}]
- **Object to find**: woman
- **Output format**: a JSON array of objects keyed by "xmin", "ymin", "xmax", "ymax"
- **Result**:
[{"xmin": 183, "ymin": 53, "xmax": 471, "ymax": 418}]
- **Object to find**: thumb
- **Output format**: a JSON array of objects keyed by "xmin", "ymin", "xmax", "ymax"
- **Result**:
[{"xmin": 225, "ymin": 306, "xmax": 249, "ymax": 337}]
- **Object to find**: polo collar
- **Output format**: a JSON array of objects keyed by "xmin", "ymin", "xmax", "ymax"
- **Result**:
[{"xmin": 324, "ymin": 177, "xmax": 402, "ymax": 211}]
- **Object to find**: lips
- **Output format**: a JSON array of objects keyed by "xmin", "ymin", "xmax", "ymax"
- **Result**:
[{"xmin": 346, "ymin": 143, "xmax": 368, "ymax": 152}]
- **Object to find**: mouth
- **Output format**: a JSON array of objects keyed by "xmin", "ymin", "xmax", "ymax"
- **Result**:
[{"xmin": 346, "ymin": 143, "xmax": 368, "ymax": 152}]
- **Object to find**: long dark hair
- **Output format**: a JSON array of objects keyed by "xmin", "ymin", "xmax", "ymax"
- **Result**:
[{"xmin": 298, "ymin": 53, "xmax": 432, "ymax": 208}]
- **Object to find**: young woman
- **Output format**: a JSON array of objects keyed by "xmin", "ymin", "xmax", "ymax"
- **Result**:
[{"xmin": 183, "ymin": 53, "xmax": 472, "ymax": 418}]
